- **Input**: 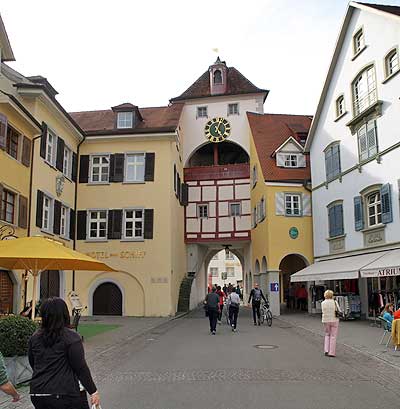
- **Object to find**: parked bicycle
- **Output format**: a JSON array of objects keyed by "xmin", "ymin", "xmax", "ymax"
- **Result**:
[{"xmin": 261, "ymin": 301, "xmax": 272, "ymax": 327}]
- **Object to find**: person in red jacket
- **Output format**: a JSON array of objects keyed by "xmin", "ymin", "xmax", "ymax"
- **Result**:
[
  {"xmin": 296, "ymin": 285, "xmax": 308, "ymax": 311},
  {"xmin": 216, "ymin": 286, "xmax": 225, "ymax": 324}
]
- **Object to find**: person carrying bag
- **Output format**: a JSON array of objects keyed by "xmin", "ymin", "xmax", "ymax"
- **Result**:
[
  {"xmin": 227, "ymin": 291, "xmax": 240, "ymax": 332},
  {"xmin": 321, "ymin": 290, "xmax": 341, "ymax": 357}
]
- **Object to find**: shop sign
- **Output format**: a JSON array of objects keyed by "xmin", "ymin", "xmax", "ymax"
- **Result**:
[
  {"xmin": 289, "ymin": 227, "xmax": 299, "ymax": 239},
  {"xmin": 86, "ymin": 250, "xmax": 146, "ymax": 260},
  {"xmin": 377, "ymin": 267, "xmax": 400, "ymax": 277}
]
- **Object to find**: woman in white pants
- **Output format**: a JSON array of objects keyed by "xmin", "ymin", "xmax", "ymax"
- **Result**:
[{"xmin": 321, "ymin": 290, "xmax": 341, "ymax": 357}]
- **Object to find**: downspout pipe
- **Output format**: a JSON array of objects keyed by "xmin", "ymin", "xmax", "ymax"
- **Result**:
[
  {"xmin": 25, "ymin": 133, "xmax": 42, "ymax": 306},
  {"xmin": 72, "ymin": 136, "xmax": 85, "ymax": 291}
]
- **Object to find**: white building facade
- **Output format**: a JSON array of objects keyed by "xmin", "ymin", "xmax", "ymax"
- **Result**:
[
  {"xmin": 207, "ymin": 250, "xmax": 243, "ymax": 289},
  {"xmin": 294, "ymin": 3, "xmax": 400, "ymax": 319}
]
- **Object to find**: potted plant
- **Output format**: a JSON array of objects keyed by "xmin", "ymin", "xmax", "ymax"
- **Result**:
[{"xmin": 0, "ymin": 315, "xmax": 38, "ymax": 385}]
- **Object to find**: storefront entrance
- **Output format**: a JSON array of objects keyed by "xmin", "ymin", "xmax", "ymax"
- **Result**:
[
  {"xmin": 40, "ymin": 270, "xmax": 60, "ymax": 300},
  {"xmin": 93, "ymin": 282, "xmax": 123, "ymax": 315},
  {"xmin": 0, "ymin": 270, "xmax": 14, "ymax": 314}
]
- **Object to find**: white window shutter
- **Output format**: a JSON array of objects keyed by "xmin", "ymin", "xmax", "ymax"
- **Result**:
[
  {"xmin": 262, "ymin": 197, "xmax": 266, "ymax": 219},
  {"xmin": 298, "ymin": 154, "xmax": 306, "ymax": 168},
  {"xmin": 276, "ymin": 153, "xmax": 285, "ymax": 167},
  {"xmin": 275, "ymin": 192, "xmax": 285, "ymax": 215},
  {"xmin": 302, "ymin": 193, "xmax": 312, "ymax": 216}
]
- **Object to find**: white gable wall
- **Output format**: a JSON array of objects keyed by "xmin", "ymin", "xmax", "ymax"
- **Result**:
[{"xmin": 310, "ymin": 7, "xmax": 400, "ymax": 258}]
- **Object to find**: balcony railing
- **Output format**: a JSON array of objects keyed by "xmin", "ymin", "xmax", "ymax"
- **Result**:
[
  {"xmin": 353, "ymin": 89, "xmax": 377, "ymax": 117},
  {"xmin": 184, "ymin": 163, "xmax": 250, "ymax": 181}
]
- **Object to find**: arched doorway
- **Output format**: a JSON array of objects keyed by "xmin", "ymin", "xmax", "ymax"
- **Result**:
[
  {"xmin": 40, "ymin": 270, "xmax": 60, "ymax": 300},
  {"xmin": 279, "ymin": 254, "xmax": 308, "ymax": 312},
  {"xmin": 93, "ymin": 282, "xmax": 123, "ymax": 316},
  {"xmin": 0, "ymin": 270, "xmax": 13, "ymax": 314}
]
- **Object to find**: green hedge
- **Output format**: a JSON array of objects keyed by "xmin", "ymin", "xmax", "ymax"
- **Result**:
[{"xmin": 0, "ymin": 316, "xmax": 38, "ymax": 357}]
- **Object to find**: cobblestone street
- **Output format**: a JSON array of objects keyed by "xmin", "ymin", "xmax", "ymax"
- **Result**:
[{"xmin": 4, "ymin": 308, "xmax": 400, "ymax": 409}]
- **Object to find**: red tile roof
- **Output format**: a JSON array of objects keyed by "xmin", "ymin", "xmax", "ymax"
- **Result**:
[
  {"xmin": 171, "ymin": 67, "xmax": 268, "ymax": 102},
  {"xmin": 247, "ymin": 113, "xmax": 312, "ymax": 182},
  {"xmin": 357, "ymin": 2, "xmax": 400, "ymax": 16},
  {"xmin": 70, "ymin": 103, "xmax": 184, "ymax": 136}
]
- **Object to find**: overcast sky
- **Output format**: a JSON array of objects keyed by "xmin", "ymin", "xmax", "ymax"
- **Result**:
[{"xmin": 2, "ymin": 0, "xmax": 400, "ymax": 115}]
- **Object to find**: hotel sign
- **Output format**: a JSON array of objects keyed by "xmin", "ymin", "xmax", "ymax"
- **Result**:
[{"xmin": 86, "ymin": 250, "xmax": 146, "ymax": 260}]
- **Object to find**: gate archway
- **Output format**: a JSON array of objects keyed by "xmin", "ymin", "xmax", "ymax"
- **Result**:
[{"xmin": 93, "ymin": 282, "xmax": 123, "ymax": 316}]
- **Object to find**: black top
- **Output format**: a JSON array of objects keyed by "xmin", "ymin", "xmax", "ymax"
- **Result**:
[
  {"xmin": 205, "ymin": 292, "xmax": 220, "ymax": 310},
  {"xmin": 28, "ymin": 327, "xmax": 97, "ymax": 396},
  {"xmin": 248, "ymin": 288, "xmax": 267, "ymax": 304}
]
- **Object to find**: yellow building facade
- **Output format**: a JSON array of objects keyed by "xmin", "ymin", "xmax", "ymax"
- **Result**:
[
  {"xmin": 71, "ymin": 103, "xmax": 186, "ymax": 316},
  {"xmin": 247, "ymin": 113, "xmax": 314, "ymax": 315}
]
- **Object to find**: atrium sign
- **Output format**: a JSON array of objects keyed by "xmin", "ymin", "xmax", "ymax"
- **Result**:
[{"xmin": 362, "ymin": 267, "xmax": 400, "ymax": 277}]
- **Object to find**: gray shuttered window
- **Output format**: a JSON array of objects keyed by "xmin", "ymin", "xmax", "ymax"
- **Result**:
[
  {"xmin": 108, "ymin": 209, "xmax": 123, "ymax": 239},
  {"xmin": 144, "ymin": 209, "xmax": 154, "ymax": 239},
  {"xmin": 110, "ymin": 154, "xmax": 125, "ymax": 183},
  {"xmin": 21, "ymin": 136, "xmax": 32, "ymax": 167},
  {"xmin": 325, "ymin": 144, "xmax": 341, "ymax": 181},
  {"xmin": 69, "ymin": 209, "xmax": 75, "ymax": 240},
  {"xmin": 53, "ymin": 200, "xmax": 62, "ymax": 235},
  {"xmin": 56, "ymin": 137, "xmax": 65, "ymax": 172},
  {"xmin": 36, "ymin": 190, "xmax": 44, "ymax": 228},
  {"xmin": 0, "ymin": 114, "xmax": 7, "ymax": 150},
  {"xmin": 79, "ymin": 155, "xmax": 89, "ymax": 183},
  {"xmin": 40, "ymin": 122, "xmax": 47, "ymax": 159},
  {"xmin": 354, "ymin": 196, "xmax": 364, "ymax": 231},
  {"xmin": 144, "ymin": 153, "xmax": 155, "ymax": 182},
  {"xmin": 76, "ymin": 211, "xmax": 87, "ymax": 240},
  {"xmin": 328, "ymin": 203, "xmax": 344, "ymax": 238},
  {"xmin": 380, "ymin": 183, "xmax": 393, "ymax": 224},
  {"xmin": 18, "ymin": 195, "xmax": 28, "ymax": 229}
]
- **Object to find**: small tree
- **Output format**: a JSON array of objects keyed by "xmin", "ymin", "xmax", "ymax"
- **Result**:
[{"xmin": 0, "ymin": 316, "xmax": 38, "ymax": 357}]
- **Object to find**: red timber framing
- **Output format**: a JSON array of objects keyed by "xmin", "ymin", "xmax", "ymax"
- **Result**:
[{"xmin": 184, "ymin": 163, "xmax": 251, "ymax": 243}]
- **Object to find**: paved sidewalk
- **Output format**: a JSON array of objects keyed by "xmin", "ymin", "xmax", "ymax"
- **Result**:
[
  {"xmin": 278, "ymin": 312, "xmax": 400, "ymax": 368},
  {"xmin": 0, "ymin": 315, "xmax": 170, "ymax": 409}
]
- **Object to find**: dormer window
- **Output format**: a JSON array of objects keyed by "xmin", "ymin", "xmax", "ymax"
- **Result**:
[
  {"xmin": 213, "ymin": 70, "xmax": 222, "ymax": 85},
  {"xmin": 284, "ymin": 154, "xmax": 298, "ymax": 168},
  {"xmin": 117, "ymin": 112, "xmax": 134, "ymax": 129}
]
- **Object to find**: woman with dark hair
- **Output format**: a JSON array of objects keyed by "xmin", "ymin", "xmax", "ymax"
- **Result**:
[{"xmin": 28, "ymin": 297, "xmax": 100, "ymax": 409}]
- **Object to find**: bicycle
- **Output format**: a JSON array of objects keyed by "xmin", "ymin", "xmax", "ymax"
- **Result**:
[{"xmin": 261, "ymin": 301, "xmax": 272, "ymax": 327}]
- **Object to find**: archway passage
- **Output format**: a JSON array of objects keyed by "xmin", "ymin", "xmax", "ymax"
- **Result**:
[
  {"xmin": 279, "ymin": 254, "xmax": 308, "ymax": 312},
  {"xmin": 0, "ymin": 270, "xmax": 13, "ymax": 314},
  {"xmin": 40, "ymin": 270, "xmax": 60, "ymax": 300},
  {"xmin": 187, "ymin": 141, "xmax": 249, "ymax": 167},
  {"xmin": 93, "ymin": 282, "xmax": 122, "ymax": 315}
]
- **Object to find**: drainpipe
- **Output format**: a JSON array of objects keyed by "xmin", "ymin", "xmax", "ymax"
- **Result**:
[
  {"xmin": 303, "ymin": 179, "xmax": 312, "ymax": 192},
  {"xmin": 25, "ymin": 133, "xmax": 42, "ymax": 306},
  {"xmin": 72, "ymin": 137, "xmax": 85, "ymax": 290}
]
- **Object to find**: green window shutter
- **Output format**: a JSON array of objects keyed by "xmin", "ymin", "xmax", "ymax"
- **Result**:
[
  {"xmin": 380, "ymin": 183, "xmax": 393, "ymax": 224},
  {"xmin": 354, "ymin": 196, "xmax": 364, "ymax": 231}
]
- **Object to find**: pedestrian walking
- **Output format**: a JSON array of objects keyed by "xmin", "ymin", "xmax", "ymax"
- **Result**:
[
  {"xmin": 204, "ymin": 287, "xmax": 220, "ymax": 335},
  {"xmin": 296, "ymin": 284, "xmax": 308, "ymax": 311},
  {"xmin": 0, "ymin": 351, "xmax": 20, "ymax": 403},
  {"xmin": 321, "ymin": 290, "xmax": 341, "ymax": 357},
  {"xmin": 248, "ymin": 283, "xmax": 267, "ymax": 325},
  {"xmin": 227, "ymin": 290, "xmax": 240, "ymax": 332},
  {"xmin": 28, "ymin": 297, "xmax": 100, "ymax": 409},
  {"xmin": 216, "ymin": 285, "xmax": 225, "ymax": 324},
  {"xmin": 222, "ymin": 284, "xmax": 228, "ymax": 296}
]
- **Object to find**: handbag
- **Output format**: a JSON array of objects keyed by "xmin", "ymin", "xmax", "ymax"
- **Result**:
[{"xmin": 335, "ymin": 300, "xmax": 342, "ymax": 318}]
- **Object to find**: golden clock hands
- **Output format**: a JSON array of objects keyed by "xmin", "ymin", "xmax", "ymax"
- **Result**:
[{"xmin": 216, "ymin": 119, "xmax": 223, "ymax": 136}]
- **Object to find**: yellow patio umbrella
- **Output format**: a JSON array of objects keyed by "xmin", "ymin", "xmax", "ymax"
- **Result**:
[{"xmin": 0, "ymin": 236, "xmax": 119, "ymax": 319}]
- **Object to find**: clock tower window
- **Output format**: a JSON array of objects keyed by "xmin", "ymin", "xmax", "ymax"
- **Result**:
[{"xmin": 213, "ymin": 70, "xmax": 222, "ymax": 85}]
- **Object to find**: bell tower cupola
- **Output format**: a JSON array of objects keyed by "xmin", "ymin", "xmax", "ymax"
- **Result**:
[{"xmin": 209, "ymin": 57, "xmax": 227, "ymax": 95}]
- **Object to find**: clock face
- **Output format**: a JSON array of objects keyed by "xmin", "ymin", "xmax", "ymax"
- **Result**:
[{"xmin": 204, "ymin": 117, "xmax": 231, "ymax": 143}]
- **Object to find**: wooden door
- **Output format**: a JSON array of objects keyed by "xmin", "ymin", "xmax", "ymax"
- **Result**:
[{"xmin": 93, "ymin": 282, "xmax": 122, "ymax": 315}]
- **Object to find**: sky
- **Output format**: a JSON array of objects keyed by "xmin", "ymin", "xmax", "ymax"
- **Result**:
[{"xmin": 1, "ymin": 0, "xmax": 400, "ymax": 115}]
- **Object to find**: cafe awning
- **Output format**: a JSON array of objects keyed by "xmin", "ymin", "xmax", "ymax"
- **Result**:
[
  {"xmin": 290, "ymin": 251, "xmax": 389, "ymax": 282},
  {"xmin": 360, "ymin": 248, "xmax": 400, "ymax": 278}
]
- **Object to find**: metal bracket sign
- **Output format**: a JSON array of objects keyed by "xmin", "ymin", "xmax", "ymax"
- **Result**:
[{"xmin": 270, "ymin": 282, "xmax": 279, "ymax": 292}]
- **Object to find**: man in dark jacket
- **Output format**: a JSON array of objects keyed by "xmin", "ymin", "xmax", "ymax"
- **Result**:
[
  {"xmin": 205, "ymin": 287, "xmax": 220, "ymax": 334},
  {"xmin": 248, "ymin": 283, "xmax": 268, "ymax": 326}
]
